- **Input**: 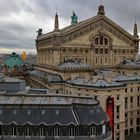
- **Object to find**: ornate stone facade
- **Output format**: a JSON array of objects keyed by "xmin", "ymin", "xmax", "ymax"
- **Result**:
[
  {"xmin": 36, "ymin": 5, "xmax": 139, "ymax": 68},
  {"xmin": 34, "ymin": 4, "xmax": 140, "ymax": 140}
]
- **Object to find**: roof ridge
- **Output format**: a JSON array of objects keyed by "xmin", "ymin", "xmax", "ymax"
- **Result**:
[{"xmin": 103, "ymin": 16, "xmax": 134, "ymax": 40}]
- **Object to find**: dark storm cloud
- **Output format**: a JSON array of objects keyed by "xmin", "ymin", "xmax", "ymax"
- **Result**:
[{"xmin": 0, "ymin": 0, "xmax": 140, "ymax": 54}]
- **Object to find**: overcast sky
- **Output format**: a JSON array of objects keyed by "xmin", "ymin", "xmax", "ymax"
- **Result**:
[{"xmin": 0, "ymin": 0, "xmax": 140, "ymax": 54}]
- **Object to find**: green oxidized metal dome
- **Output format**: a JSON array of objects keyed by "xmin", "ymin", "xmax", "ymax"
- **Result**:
[{"xmin": 5, "ymin": 52, "xmax": 23, "ymax": 69}]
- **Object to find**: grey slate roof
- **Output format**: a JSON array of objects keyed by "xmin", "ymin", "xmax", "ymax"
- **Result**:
[
  {"xmin": 97, "ymin": 69, "xmax": 118, "ymax": 77},
  {"xmin": 0, "ymin": 107, "xmax": 77, "ymax": 126},
  {"xmin": 113, "ymin": 75, "xmax": 140, "ymax": 82},
  {"xmin": 0, "ymin": 94, "xmax": 98, "ymax": 105},
  {"xmin": 30, "ymin": 70, "xmax": 62, "ymax": 83},
  {"xmin": 75, "ymin": 105, "xmax": 108, "ymax": 125},
  {"xmin": 67, "ymin": 77, "xmax": 124, "ymax": 88},
  {"xmin": 118, "ymin": 59, "xmax": 140, "ymax": 68},
  {"xmin": 57, "ymin": 59, "xmax": 93, "ymax": 69},
  {"xmin": 0, "ymin": 104, "xmax": 107, "ymax": 126},
  {"xmin": 0, "ymin": 94, "xmax": 108, "ymax": 126},
  {"xmin": 0, "ymin": 76, "xmax": 25, "ymax": 91}
]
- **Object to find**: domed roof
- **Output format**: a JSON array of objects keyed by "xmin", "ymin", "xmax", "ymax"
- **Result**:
[{"xmin": 5, "ymin": 52, "xmax": 23, "ymax": 69}]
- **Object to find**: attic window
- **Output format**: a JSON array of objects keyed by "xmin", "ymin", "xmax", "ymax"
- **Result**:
[
  {"xmin": 0, "ymin": 109, "xmax": 3, "ymax": 114},
  {"xmin": 97, "ymin": 109, "xmax": 100, "ymax": 113},
  {"xmin": 90, "ymin": 109, "xmax": 94, "ymax": 114},
  {"xmin": 42, "ymin": 110, "xmax": 45, "ymax": 115},
  {"xmin": 13, "ymin": 109, "xmax": 17, "ymax": 114},
  {"xmin": 56, "ymin": 110, "xmax": 60, "ymax": 115},
  {"xmin": 27, "ymin": 110, "xmax": 31, "ymax": 115}
]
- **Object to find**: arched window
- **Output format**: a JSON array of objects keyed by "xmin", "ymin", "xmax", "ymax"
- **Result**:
[{"xmin": 94, "ymin": 36, "xmax": 109, "ymax": 46}]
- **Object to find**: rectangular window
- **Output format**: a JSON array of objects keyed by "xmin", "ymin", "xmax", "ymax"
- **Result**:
[
  {"xmin": 136, "ymin": 126, "xmax": 140, "ymax": 132},
  {"xmin": 100, "ymin": 49, "xmax": 103, "ymax": 54},
  {"xmin": 130, "ymin": 97, "xmax": 133, "ymax": 103},
  {"xmin": 105, "ymin": 49, "xmax": 108, "ymax": 54},
  {"xmin": 137, "ymin": 118, "xmax": 140, "ymax": 125},
  {"xmin": 125, "ymin": 129, "xmax": 128, "ymax": 135},
  {"xmin": 130, "ymin": 119, "xmax": 133, "ymax": 126},
  {"xmin": 116, "ymin": 114, "xmax": 120, "ymax": 119},
  {"xmin": 137, "ymin": 96, "xmax": 140, "ymax": 107},
  {"xmin": 125, "ymin": 113, "xmax": 128, "ymax": 118},
  {"xmin": 125, "ymin": 120, "xmax": 128, "ymax": 127},
  {"xmin": 125, "ymin": 97, "xmax": 128, "ymax": 103},
  {"xmin": 117, "ymin": 125, "xmax": 120, "ymax": 130},
  {"xmin": 0, "ymin": 109, "xmax": 3, "ymax": 114},
  {"xmin": 95, "ymin": 48, "xmax": 98, "ymax": 54},
  {"xmin": 117, "ymin": 95, "xmax": 120, "ymax": 100},
  {"xmin": 116, "ymin": 106, "xmax": 120, "ymax": 113}
]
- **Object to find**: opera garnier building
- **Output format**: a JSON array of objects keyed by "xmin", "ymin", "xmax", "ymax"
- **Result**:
[{"xmin": 29, "ymin": 3, "xmax": 140, "ymax": 140}]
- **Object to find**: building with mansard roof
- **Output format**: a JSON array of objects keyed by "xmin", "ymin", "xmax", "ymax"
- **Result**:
[
  {"xmin": 22, "ymin": 3, "xmax": 140, "ymax": 140},
  {"xmin": 0, "ymin": 75, "xmax": 111, "ymax": 140}
]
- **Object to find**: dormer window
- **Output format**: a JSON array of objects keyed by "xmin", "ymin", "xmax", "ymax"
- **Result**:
[
  {"xmin": 56, "ymin": 110, "xmax": 60, "ymax": 115},
  {"xmin": 0, "ymin": 109, "xmax": 3, "ymax": 114},
  {"xmin": 27, "ymin": 110, "xmax": 31, "ymax": 115}
]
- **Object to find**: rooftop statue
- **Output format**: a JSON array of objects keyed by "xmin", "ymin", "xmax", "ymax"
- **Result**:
[
  {"xmin": 21, "ymin": 51, "xmax": 27, "ymax": 61},
  {"xmin": 71, "ymin": 11, "xmax": 78, "ymax": 24},
  {"xmin": 36, "ymin": 28, "xmax": 43, "ymax": 37}
]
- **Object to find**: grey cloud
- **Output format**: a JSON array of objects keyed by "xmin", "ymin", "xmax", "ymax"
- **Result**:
[{"xmin": 0, "ymin": 0, "xmax": 140, "ymax": 53}]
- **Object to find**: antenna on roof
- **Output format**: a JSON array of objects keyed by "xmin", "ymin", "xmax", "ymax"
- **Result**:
[
  {"xmin": 56, "ymin": 4, "xmax": 58, "ymax": 14},
  {"xmin": 135, "ymin": 17, "xmax": 137, "ymax": 24},
  {"xmin": 100, "ymin": 0, "xmax": 103, "ymax": 5}
]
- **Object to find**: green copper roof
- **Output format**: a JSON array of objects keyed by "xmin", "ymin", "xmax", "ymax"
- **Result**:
[{"xmin": 5, "ymin": 52, "xmax": 23, "ymax": 69}]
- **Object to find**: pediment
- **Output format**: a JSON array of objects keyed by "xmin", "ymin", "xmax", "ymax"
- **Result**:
[
  {"xmin": 61, "ymin": 15, "xmax": 134, "ymax": 46},
  {"xmin": 62, "ymin": 27, "xmax": 130, "ymax": 48}
]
